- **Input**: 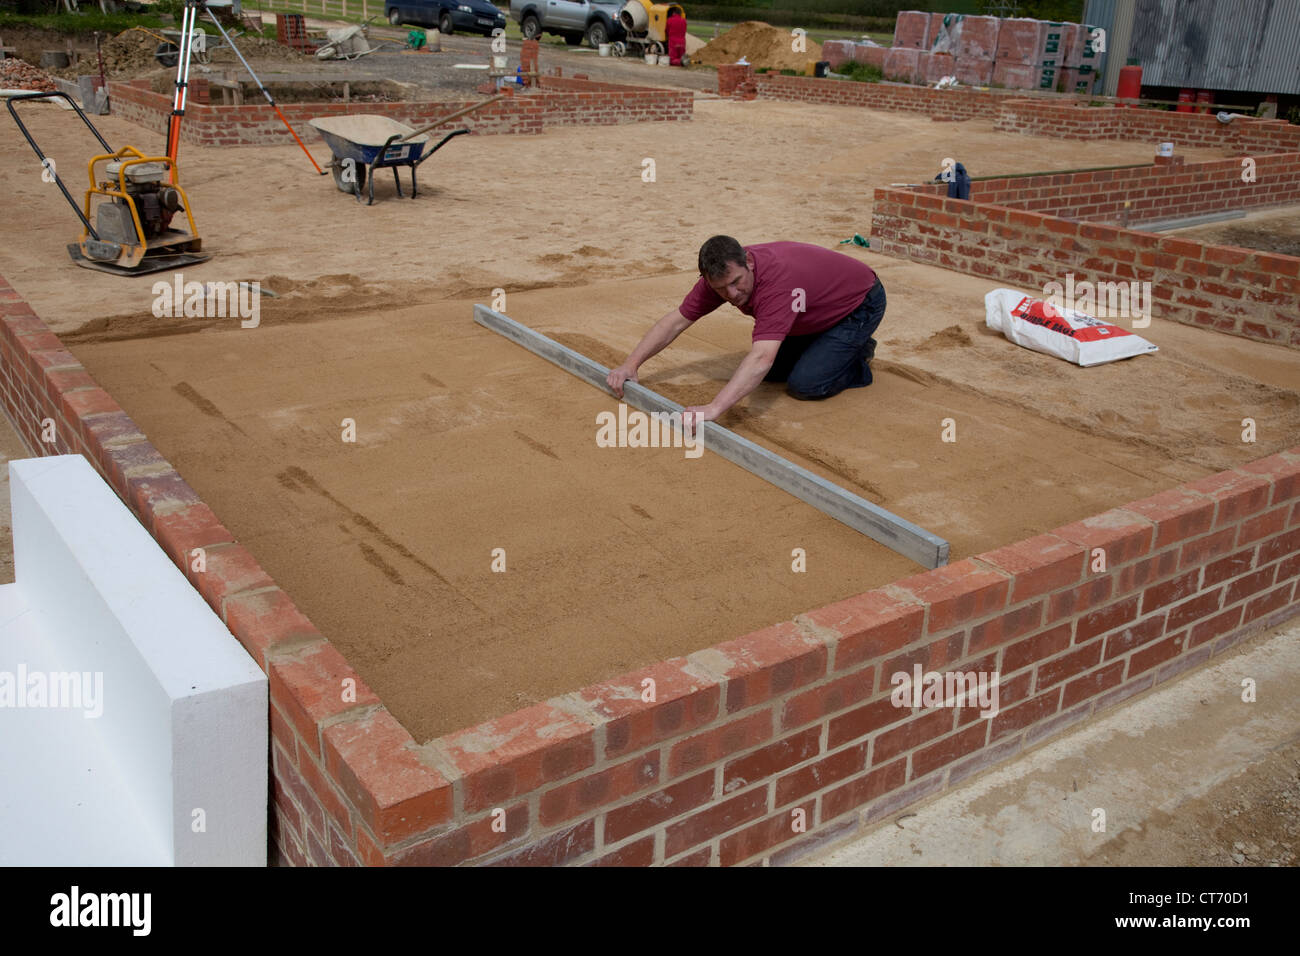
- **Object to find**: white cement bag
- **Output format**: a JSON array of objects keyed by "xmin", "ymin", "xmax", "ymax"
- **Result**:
[{"xmin": 984, "ymin": 288, "xmax": 1158, "ymax": 367}]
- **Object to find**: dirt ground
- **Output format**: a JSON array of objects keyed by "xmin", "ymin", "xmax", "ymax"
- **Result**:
[
  {"xmin": 1165, "ymin": 205, "xmax": 1300, "ymax": 258},
  {"xmin": 1084, "ymin": 739, "xmax": 1300, "ymax": 867},
  {"xmin": 1, "ymin": 78, "xmax": 1298, "ymax": 742}
]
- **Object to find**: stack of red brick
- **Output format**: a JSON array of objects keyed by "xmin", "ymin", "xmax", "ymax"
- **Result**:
[{"xmin": 821, "ymin": 11, "xmax": 1102, "ymax": 93}]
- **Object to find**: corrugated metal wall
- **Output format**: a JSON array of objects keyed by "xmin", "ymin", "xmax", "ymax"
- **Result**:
[
  {"xmin": 1084, "ymin": 0, "xmax": 1126, "ymax": 95},
  {"xmin": 1124, "ymin": 0, "xmax": 1300, "ymax": 94}
]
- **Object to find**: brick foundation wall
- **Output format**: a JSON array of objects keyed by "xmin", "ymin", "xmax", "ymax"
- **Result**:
[
  {"xmin": 993, "ymin": 99, "xmax": 1300, "ymax": 152},
  {"xmin": 3, "ymin": 274, "xmax": 1297, "ymax": 866},
  {"xmin": 911, "ymin": 153, "xmax": 1300, "ymax": 226},
  {"xmin": 107, "ymin": 76, "xmax": 692, "ymax": 145},
  {"xmin": 717, "ymin": 67, "xmax": 1300, "ymax": 154},
  {"xmin": 743, "ymin": 70, "xmax": 1008, "ymax": 120},
  {"xmin": 870, "ymin": 186, "xmax": 1300, "ymax": 348}
]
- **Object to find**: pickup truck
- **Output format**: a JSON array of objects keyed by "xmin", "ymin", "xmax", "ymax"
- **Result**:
[{"xmin": 509, "ymin": 0, "xmax": 626, "ymax": 48}]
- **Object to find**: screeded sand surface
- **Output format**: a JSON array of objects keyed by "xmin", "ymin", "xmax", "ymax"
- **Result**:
[{"xmin": 3, "ymin": 95, "xmax": 1297, "ymax": 740}]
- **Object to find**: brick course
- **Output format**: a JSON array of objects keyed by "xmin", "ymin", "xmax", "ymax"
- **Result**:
[{"xmin": 107, "ymin": 74, "xmax": 692, "ymax": 145}]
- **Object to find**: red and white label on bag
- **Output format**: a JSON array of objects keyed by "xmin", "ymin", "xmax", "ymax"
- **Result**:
[{"xmin": 986, "ymin": 289, "xmax": 1158, "ymax": 367}]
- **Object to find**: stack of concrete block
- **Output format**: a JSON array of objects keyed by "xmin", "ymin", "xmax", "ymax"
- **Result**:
[
  {"xmin": 821, "ymin": 39, "xmax": 856, "ymax": 70},
  {"xmin": 875, "ymin": 11, "xmax": 1103, "ymax": 92},
  {"xmin": 922, "ymin": 51, "xmax": 955, "ymax": 83},
  {"xmin": 992, "ymin": 60, "xmax": 1040, "ymax": 88},
  {"xmin": 855, "ymin": 43, "xmax": 887, "ymax": 72},
  {"xmin": 953, "ymin": 57, "xmax": 994, "ymax": 86},
  {"xmin": 925, "ymin": 14, "xmax": 944, "ymax": 51},
  {"xmin": 893, "ymin": 10, "xmax": 931, "ymax": 49},
  {"xmin": 823, "ymin": 39, "xmax": 887, "ymax": 73},
  {"xmin": 1035, "ymin": 21, "xmax": 1073, "ymax": 91},
  {"xmin": 991, "ymin": 17, "xmax": 1046, "ymax": 89},
  {"xmin": 951, "ymin": 14, "xmax": 998, "ymax": 85},
  {"xmin": 884, "ymin": 47, "xmax": 922, "ymax": 83},
  {"xmin": 994, "ymin": 18, "xmax": 1042, "ymax": 63},
  {"xmin": 956, "ymin": 15, "xmax": 1000, "ymax": 58},
  {"xmin": 1061, "ymin": 22, "xmax": 1103, "ymax": 94}
]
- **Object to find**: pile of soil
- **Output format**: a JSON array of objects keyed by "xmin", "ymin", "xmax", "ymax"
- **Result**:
[
  {"xmin": 206, "ymin": 34, "xmax": 303, "ymax": 64},
  {"xmin": 691, "ymin": 20, "xmax": 823, "ymax": 72},
  {"xmin": 41, "ymin": 29, "xmax": 303, "ymax": 80},
  {"xmin": 40, "ymin": 29, "xmax": 158, "ymax": 79},
  {"xmin": 0, "ymin": 58, "xmax": 57, "ymax": 91},
  {"xmin": 918, "ymin": 324, "xmax": 974, "ymax": 349},
  {"xmin": 99, "ymin": 29, "xmax": 163, "ymax": 74}
]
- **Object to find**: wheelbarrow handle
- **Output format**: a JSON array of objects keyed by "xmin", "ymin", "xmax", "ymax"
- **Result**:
[
  {"xmin": 396, "ymin": 94, "xmax": 506, "ymax": 142},
  {"xmin": 413, "ymin": 128, "xmax": 471, "ymax": 167}
]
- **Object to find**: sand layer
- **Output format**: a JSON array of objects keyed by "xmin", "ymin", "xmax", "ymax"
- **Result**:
[{"xmin": 67, "ymin": 268, "xmax": 1298, "ymax": 741}]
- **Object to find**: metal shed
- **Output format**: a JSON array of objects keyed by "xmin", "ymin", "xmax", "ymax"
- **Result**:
[{"xmin": 1086, "ymin": 0, "xmax": 1300, "ymax": 96}]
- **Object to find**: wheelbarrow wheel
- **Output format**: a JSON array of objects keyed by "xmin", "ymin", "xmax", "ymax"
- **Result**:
[
  {"xmin": 330, "ymin": 158, "xmax": 367, "ymax": 196},
  {"xmin": 155, "ymin": 42, "xmax": 180, "ymax": 68}
]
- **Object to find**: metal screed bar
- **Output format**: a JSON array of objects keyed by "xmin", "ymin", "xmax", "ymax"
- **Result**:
[{"xmin": 474, "ymin": 304, "xmax": 950, "ymax": 569}]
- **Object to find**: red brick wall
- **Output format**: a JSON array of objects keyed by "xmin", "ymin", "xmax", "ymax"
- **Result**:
[
  {"xmin": 107, "ymin": 77, "xmax": 693, "ymax": 145},
  {"xmin": 912, "ymin": 153, "xmax": 1300, "ymax": 226},
  {"xmin": 871, "ymin": 187, "xmax": 1300, "ymax": 348},
  {"xmin": 3, "ymin": 273, "xmax": 1297, "ymax": 866},
  {"xmin": 743, "ymin": 71, "xmax": 1007, "ymax": 121},
  {"xmin": 993, "ymin": 99, "xmax": 1300, "ymax": 151},
  {"xmin": 721, "ymin": 68, "xmax": 1300, "ymax": 155}
]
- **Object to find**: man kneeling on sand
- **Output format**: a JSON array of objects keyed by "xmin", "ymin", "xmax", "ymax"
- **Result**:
[{"xmin": 606, "ymin": 235, "xmax": 885, "ymax": 429}]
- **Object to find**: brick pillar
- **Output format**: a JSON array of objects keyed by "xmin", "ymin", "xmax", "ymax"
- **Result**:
[
  {"xmin": 520, "ymin": 39, "xmax": 539, "ymax": 87},
  {"xmin": 717, "ymin": 63, "xmax": 755, "ymax": 97}
]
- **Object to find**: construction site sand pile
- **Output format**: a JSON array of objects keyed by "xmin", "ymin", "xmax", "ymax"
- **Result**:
[
  {"xmin": 0, "ymin": 58, "xmax": 57, "ymax": 91},
  {"xmin": 692, "ymin": 21, "xmax": 822, "ymax": 72}
]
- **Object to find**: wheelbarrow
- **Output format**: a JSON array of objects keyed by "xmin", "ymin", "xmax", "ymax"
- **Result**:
[{"xmin": 309, "ymin": 96, "xmax": 503, "ymax": 205}]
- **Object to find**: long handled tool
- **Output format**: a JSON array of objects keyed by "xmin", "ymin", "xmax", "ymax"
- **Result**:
[
  {"xmin": 395, "ymin": 95, "xmax": 506, "ymax": 142},
  {"xmin": 201, "ymin": 2, "xmax": 325, "ymax": 175}
]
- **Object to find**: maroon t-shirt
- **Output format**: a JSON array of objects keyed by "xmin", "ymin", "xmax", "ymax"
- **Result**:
[{"xmin": 679, "ymin": 242, "xmax": 878, "ymax": 342}]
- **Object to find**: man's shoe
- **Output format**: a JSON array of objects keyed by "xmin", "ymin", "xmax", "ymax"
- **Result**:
[{"xmin": 863, "ymin": 337, "xmax": 877, "ymax": 363}]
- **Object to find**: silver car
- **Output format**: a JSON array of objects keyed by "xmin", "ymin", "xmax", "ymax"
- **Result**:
[{"xmin": 509, "ymin": 0, "xmax": 626, "ymax": 48}]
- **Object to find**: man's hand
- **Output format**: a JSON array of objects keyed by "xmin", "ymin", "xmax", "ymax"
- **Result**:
[
  {"xmin": 607, "ymin": 364, "xmax": 638, "ymax": 398},
  {"xmin": 681, "ymin": 404, "xmax": 719, "ymax": 435}
]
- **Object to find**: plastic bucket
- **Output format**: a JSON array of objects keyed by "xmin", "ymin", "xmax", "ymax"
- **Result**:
[
  {"xmin": 659, "ymin": 54, "xmax": 670, "ymax": 65},
  {"xmin": 492, "ymin": 55, "xmax": 507, "ymax": 69},
  {"xmin": 598, "ymin": 43, "xmax": 610, "ymax": 56},
  {"xmin": 644, "ymin": 52, "xmax": 657, "ymax": 64}
]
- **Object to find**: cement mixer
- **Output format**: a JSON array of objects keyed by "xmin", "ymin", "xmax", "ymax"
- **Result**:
[{"xmin": 610, "ymin": 0, "xmax": 688, "ymax": 64}]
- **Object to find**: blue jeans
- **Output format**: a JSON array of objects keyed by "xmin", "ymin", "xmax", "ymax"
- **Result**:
[{"xmin": 764, "ymin": 279, "xmax": 886, "ymax": 400}]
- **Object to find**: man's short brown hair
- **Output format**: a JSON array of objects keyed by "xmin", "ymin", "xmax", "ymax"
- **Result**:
[{"xmin": 698, "ymin": 235, "xmax": 746, "ymax": 281}]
